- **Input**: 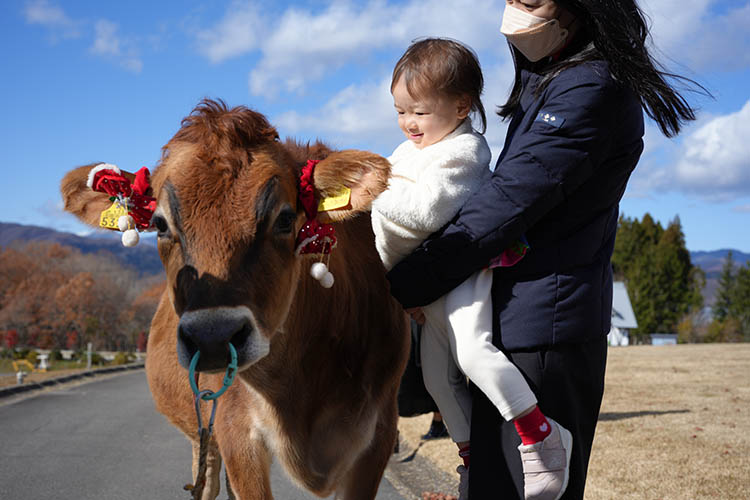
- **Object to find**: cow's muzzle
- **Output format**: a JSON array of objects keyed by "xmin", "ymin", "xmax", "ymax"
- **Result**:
[{"xmin": 177, "ymin": 306, "xmax": 270, "ymax": 372}]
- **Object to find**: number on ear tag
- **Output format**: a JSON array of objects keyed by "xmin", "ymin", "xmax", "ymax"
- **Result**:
[
  {"xmin": 318, "ymin": 187, "xmax": 352, "ymax": 212},
  {"xmin": 99, "ymin": 201, "xmax": 129, "ymax": 230}
]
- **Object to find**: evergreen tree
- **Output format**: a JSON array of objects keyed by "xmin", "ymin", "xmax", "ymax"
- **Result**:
[
  {"xmin": 713, "ymin": 251, "xmax": 735, "ymax": 323},
  {"xmin": 613, "ymin": 213, "xmax": 703, "ymax": 340},
  {"xmin": 651, "ymin": 217, "xmax": 696, "ymax": 331},
  {"xmin": 730, "ymin": 261, "xmax": 750, "ymax": 341},
  {"xmin": 612, "ymin": 215, "xmax": 640, "ymax": 279}
]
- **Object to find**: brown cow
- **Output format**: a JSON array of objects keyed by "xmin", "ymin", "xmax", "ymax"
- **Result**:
[{"xmin": 60, "ymin": 99, "xmax": 410, "ymax": 499}]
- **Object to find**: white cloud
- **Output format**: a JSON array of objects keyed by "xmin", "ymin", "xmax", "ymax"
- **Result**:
[
  {"xmin": 194, "ymin": 0, "xmax": 750, "ymax": 204},
  {"xmin": 90, "ymin": 20, "xmax": 143, "ymax": 73},
  {"xmin": 189, "ymin": 0, "xmax": 750, "ymax": 99},
  {"xmin": 631, "ymin": 101, "xmax": 750, "ymax": 202},
  {"xmin": 672, "ymin": 100, "xmax": 750, "ymax": 200},
  {"xmin": 273, "ymin": 55, "xmax": 514, "ymax": 158},
  {"xmin": 24, "ymin": 2, "xmax": 145, "ymax": 73},
  {"xmin": 193, "ymin": 0, "xmax": 506, "ymax": 97},
  {"xmin": 24, "ymin": 0, "xmax": 81, "ymax": 39},
  {"xmin": 641, "ymin": 0, "xmax": 750, "ymax": 71},
  {"xmin": 733, "ymin": 204, "xmax": 750, "ymax": 213},
  {"xmin": 195, "ymin": 1, "xmax": 266, "ymax": 63},
  {"xmin": 274, "ymin": 76, "xmax": 401, "ymax": 152},
  {"xmin": 91, "ymin": 20, "xmax": 120, "ymax": 56}
]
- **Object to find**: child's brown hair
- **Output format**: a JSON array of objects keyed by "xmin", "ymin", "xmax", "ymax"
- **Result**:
[{"xmin": 391, "ymin": 38, "xmax": 487, "ymax": 133}]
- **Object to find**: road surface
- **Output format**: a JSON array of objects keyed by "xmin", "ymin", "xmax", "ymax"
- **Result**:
[{"xmin": 0, "ymin": 370, "xmax": 406, "ymax": 499}]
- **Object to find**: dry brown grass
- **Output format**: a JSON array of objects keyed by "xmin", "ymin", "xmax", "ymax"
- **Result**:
[{"xmin": 397, "ymin": 343, "xmax": 750, "ymax": 499}]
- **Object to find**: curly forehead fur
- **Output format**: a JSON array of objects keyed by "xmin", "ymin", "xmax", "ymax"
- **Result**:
[
  {"xmin": 147, "ymin": 100, "xmax": 293, "ymax": 259},
  {"xmin": 154, "ymin": 98, "xmax": 335, "ymax": 195}
]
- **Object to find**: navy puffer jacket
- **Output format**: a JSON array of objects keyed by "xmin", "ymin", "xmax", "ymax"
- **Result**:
[{"xmin": 386, "ymin": 60, "xmax": 644, "ymax": 351}]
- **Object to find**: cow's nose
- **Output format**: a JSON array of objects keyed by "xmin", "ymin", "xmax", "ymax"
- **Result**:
[{"xmin": 177, "ymin": 306, "xmax": 253, "ymax": 372}]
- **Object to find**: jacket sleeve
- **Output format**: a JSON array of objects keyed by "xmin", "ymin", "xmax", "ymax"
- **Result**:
[{"xmin": 387, "ymin": 72, "xmax": 623, "ymax": 308}]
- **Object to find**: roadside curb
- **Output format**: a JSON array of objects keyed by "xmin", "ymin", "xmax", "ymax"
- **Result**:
[{"xmin": 0, "ymin": 363, "xmax": 144, "ymax": 400}]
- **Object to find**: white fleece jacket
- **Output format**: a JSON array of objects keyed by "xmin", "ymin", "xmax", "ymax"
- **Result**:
[{"xmin": 372, "ymin": 120, "xmax": 491, "ymax": 271}]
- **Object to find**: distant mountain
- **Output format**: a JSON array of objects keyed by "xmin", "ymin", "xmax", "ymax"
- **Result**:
[
  {"xmin": 0, "ymin": 222, "xmax": 163, "ymax": 276},
  {"xmin": 690, "ymin": 249, "xmax": 750, "ymax": 277},
  {"xmin": 2, "ymin": 221, "xmax": 746, "ymax": 306},
  {"xmin": 690, "ymin": 249, "xmax": 750, "ymax": 306}
]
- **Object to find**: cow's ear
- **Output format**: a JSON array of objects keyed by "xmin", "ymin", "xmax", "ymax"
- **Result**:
[
  {"xmin": 312, "ymin": 150, "xmax": 390, "ymax": 223},
  {"xmin": 60, "ymin": 163, "xmax": 136, "ymax": 227}
]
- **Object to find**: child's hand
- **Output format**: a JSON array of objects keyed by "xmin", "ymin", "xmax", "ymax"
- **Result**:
[{"xmin": 406, "ymin": 307, "xmax": 425, "ymax": 325}]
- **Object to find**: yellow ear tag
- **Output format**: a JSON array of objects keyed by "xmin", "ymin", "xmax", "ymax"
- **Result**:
[
  {"xmin": 99, "ymin": 201, "xmax": 129, "ymax": 230},
  {"xmin": 318, "ymin": 186, "xmax": 352, "ymax": 212}
]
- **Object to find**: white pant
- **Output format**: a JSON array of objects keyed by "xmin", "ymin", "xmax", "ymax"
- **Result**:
[{"xmin": 420, "ymin": 269, "xmax": 538, "ymax": 443}]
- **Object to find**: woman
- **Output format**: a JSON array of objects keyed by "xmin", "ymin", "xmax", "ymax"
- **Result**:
[{"xmin": 386, "ymin": 1, "xmax": 703, "ymax": 498}]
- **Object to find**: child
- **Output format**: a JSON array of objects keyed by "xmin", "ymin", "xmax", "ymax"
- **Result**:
[{"xmin": 372, "ymin": 38, "xmax": 572, "ymax": 500}]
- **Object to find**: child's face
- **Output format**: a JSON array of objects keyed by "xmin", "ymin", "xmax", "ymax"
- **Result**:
[{"xmin": 392, "ymin": 77, "xmax": 470, "ymax": 150}]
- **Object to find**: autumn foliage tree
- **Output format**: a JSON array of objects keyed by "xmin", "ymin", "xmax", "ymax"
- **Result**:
[{"xmin": 0, "ymin": 241, "xmax": 164, "ymax": 351}]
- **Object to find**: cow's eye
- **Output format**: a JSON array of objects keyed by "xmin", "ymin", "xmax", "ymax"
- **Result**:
[
  {"xmin": 274, "ymin": 209, "xmax": 297, "ymax": 235},
  {"xmin": 152, "ymin": 215, "xmax": 170, "ymax": 238}
]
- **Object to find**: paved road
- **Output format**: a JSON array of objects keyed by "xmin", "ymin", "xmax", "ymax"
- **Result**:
[{"xmin": 0, "ymin": 371, "xmax": 406, "ymax": 499}]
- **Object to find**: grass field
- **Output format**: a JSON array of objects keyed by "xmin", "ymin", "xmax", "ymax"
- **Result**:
[
  {"xmin": 397, "ymin": 343, "xmax": 750, "ymax": 499},
  {"xmin": 0, "ymin": 358, "xmax": 89, "ymax": 388}
]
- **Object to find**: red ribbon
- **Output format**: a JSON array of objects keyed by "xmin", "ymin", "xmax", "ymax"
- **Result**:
[
  {"xmin": 91, "ymin": 166, "xmax": 157, "ymax": 230},
  {"xmin": 295, "ymin": 160, "xmax": 336, "ymax": 255}
]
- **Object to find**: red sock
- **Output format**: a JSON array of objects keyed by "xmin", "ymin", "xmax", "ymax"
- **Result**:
[
  {"xmin": 458, "ymin": 445, "xmax": 470, "ymax": 468},
  {"xmin": 514, "ymin": 406, "xmax": 551, "ymax": 445}
]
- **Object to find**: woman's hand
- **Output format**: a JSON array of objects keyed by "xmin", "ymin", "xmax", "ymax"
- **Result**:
[{"xmin": 405, "ymin": 307, "xmax": 425, "ymax": 325}]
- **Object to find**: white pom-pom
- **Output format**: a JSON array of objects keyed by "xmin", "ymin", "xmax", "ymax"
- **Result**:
[
  {"xmin": 320, "ymin": 272, "xmax": 334, "ymax": 288},
  {"xmin": 310, "ymin": 262, "xmax": 328, "ymax": 280},
  {"xmin": 117, "ymin": 215, "xmax": 134, "ymax": 232},
  {"xmin": 122, "ymin": 229, "xmax": 140, "ymax": 247}
]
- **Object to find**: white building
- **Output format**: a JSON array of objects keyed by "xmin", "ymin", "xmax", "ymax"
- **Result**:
[
  {"xmin": 608, "ymin": 281, "xmax": 638, "ymax": 346},
  {"xmin": 650, "ymin": 333, "xmax": 678, "ymax": 346}
]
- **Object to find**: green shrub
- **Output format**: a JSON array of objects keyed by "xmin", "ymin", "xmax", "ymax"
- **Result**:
[
  {"xmin": 90, "ymin": 352, "xmax": 103, "ymax": 366},
  {"xmin": 49, "ymin": 349, "xmax": 63, "ymax": 361},
  {"xmin": 112, "ymin": 352, "xmax": 131, "ymax": 365}
]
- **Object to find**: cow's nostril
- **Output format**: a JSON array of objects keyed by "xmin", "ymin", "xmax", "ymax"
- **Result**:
[
  {"xmin": 177, "ymin": 306, "xmax": 254, "ymax": 372},
  {"xmin": 230, "ymin": 324, "xmax": 252, "ymax": 355},
  {"xmin": 181, "ymin": 335, "xmax": 199, "ymax": 365}
]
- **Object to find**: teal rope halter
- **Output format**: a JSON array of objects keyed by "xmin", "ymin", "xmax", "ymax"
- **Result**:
[{"xmin": 188, "ymin": 343, "xmax": 238, "ymax": 401}]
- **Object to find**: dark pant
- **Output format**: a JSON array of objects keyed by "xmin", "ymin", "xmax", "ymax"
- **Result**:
[{"xmin": 468, "ymin": 338, "xmax": 608, "ymax": 499}]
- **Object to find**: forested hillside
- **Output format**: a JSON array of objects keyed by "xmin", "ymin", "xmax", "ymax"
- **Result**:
[
  {"xmin": 2, "ymin": 219, "xmax": 748, "ymax": 350},
  {"xmin": 0, "ymin": 223, "xmax": 164, "ymax": 352}
]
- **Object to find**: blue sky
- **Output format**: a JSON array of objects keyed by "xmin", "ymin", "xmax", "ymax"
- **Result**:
[{"xmin": 1, "ymin": 0, "xmax": 749, "ymax": 252}]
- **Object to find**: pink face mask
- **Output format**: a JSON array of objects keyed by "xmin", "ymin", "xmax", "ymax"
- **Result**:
[{"xmin": 500, "ymin": 4, "xmax": 569, "ymax": 62}]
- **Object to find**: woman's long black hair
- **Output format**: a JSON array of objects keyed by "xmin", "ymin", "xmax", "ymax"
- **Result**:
[{"xmin": 498, "ymin": 0, "xmax": 708, "ymax": 137}]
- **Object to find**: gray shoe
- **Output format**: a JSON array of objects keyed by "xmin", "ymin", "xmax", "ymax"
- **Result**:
[
  {"xmin": 518, "ymin": 418, "xmax": 573, "ymax": 500},
  {"xmin": 456, "ymin": 465, "xmax": 469, "ymax": 500}
]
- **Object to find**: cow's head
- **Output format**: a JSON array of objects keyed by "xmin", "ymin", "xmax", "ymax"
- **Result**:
[{"xmin": 61, "ymin": 99, "xmax": 390, "ymax": 373}]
